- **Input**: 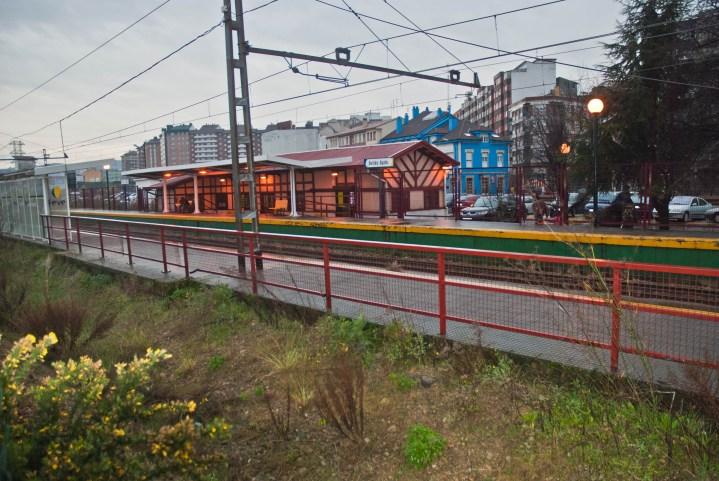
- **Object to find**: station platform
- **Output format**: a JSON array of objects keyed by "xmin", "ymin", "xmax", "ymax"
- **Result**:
[{"xmin": 70, "ymin": 209, "xmax": 719, "ymax": 268}]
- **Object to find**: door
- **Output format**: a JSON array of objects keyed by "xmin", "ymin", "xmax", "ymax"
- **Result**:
[{"xmin": 335, "ymin": 183, "xmax": 354, "ymax": 217}]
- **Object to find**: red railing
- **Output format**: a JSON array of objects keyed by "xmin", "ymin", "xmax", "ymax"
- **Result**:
[{"xmin": 41, "ymin": 214, "xmax": 719, "ymax": 378}]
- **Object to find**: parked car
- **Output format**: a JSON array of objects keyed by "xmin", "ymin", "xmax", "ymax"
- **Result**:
[
  {"xmin": 705, "ymin": 206, "xmax": 719, "ymax": 223},
  {"xmin": 459, "ymin": 194, "xmax": 480, "ymax": 208},
  {"xmin": 585, "ymin": 191, "xmax": 641, "ymax": 226},
  {"xmin": 460, "ymin": 196, "xmax": 498, "ymax": 220},
  {"xmin": 653, "ymin": 196, "xmax": 714, "ymax": 222}
]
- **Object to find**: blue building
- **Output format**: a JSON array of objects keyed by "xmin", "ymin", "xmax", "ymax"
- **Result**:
[{"xmin": 380, "ymin": 106, "xmax": 511, "ymax": 195}]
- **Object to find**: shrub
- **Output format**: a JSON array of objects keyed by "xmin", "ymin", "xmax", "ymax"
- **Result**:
[
  {"xmin": 14, "ymin": 296, "xmax": 114, "ymax": 360},
  {"xmin": 314, "ymin": 353, "xmax": 365, "ymax": 443},
  {"xmin": 404, "ymin": 424, "xmax": 446, "ymax": 469},
  {"xmin": 318, "ymin": 315, "xmax": 378, "ymax": 363},
  {"xmin": 0, "ymin": 333, "xmax": 229, "ymax": 481},
  {"xmin": 208, "ymin": 355, "xmax": 226, "ymax": 371},
  {"xmin": 383, "ymin": 321, "xmax": 428, "ymax": 365},
  {"xmin": 388, "ymin": 372, "xmax": 418, "ymax": 391}
]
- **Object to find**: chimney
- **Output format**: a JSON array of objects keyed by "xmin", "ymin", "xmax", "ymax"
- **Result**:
[
  {"xmin": 396, "ymin": 116, "xmax": 403, "ymax": 133},
  {"xmin": 412, "ymin": 106, "xmax": 420, "ymax": 119},
  {"xmin": 404, "ymin": 113, "xmax": 409, "ymax": 124},
  {"xmin": 448, "ymin": 116, "xmax": 458, "ymax": 132}
]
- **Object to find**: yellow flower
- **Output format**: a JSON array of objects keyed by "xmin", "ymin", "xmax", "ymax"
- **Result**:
[
  {"xmin": 113, "ymin": 428, "xmax": 125, "ymax": 437},
  {"xmin": 187, "ymin": 400, "xmax": 197, "ymax": 413},
  {"xmin": 46, "ymin": 332, "xmax": 59, "ymax": 345}
]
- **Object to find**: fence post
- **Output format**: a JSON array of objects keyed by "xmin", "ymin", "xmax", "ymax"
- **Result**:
[
  {"xmin": 98, "ymin": 221, "xmax": 105, "ymax": 258},
  {"xmin": 610, "ymin": 267, "xmax": 622, "ymax": 373},
  {"xmin": 63, "ymin": 217, "xmax": 70, "ymax": 250},
  {"xmin": 44, "ymin": 216, "xmax": 51, "ymax": 245},
  {"xmin": 323, "ymin": 242, "xmax": 332, "ymax": 311},
  {"xmin": 75, "ymin": 218, "xmax": 82, "ymax": 254},
  {"xmin": 125, "ymin": 223, "xmax": 133, "ymax": 266},
  {"xmin": 248, "ymin": 236, "xmax": 258, "ymax": 295},
  {"xmin": 181, "ymin": 230, "xmax": 190, "ymax": 279},
  {"xmin": 437, "ymin": 252, "xmax": 447, "ymax": 336},
  {"xmin": 160, "ymin": 226, "xmax": 168, "ymax": 273}
]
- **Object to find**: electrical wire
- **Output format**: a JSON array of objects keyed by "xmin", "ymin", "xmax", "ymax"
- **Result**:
[
  {"xmin": 14, "ymin": 20, "xmax": 224, "ymax": 140},
  {"xmin": 0, "ymin": 0, "xmax": 173, "ymax": 113},
  {"xmin": 315, "ymin": 0, "xmax": 719, "ymax": 91},
  {"xmin": 340, "ymin": 0, "xmax": 411, "ymax": 70},
  {"xmin": 382, "ymin": 0, "xmax": 477, "ymax": 76}
]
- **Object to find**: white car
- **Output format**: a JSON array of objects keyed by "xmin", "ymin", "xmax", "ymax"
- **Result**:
[
  {"xmin": 655, "ymin": 196, "xmax": 714, "ymax": 222},
  {"xmin": 705, "ymin": 206, "xmax": 719, "ymax": 223}
]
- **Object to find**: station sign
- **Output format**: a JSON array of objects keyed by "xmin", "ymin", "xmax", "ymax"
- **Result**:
[{"xmin": 364, "ymin": 157, "xmax": 393, "ymax": 169}]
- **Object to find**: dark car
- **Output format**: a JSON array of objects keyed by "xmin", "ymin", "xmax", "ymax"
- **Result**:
[
  {"xmin": 461, "ymin": 196, "xmax": 498, "ymax": 220},
  {"xmin": 586, "ymin": 191, "xmax": 640, "ymax": 226}
]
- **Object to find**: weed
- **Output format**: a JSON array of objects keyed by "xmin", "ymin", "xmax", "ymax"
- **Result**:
[
  {"xmin": 314, "ymin": 353, "xmax": 365, "ymax": 443},
  {"xmin": 482, "ymin": 352, "xmax": 514, "ymax": 383},
  {"xmin": 388, "ymin": 372, "xmax": 418, "ymax": 391},
  {"xmin": 208, "ymin": 355, "xmax": 226, "ymax": 371},
  {"xmin": 404, "ymin": 424, "xmax": 446, "ymax": 469},
  {"xmin": 14, "ymin": 292, "xmax": 114, "ymax": 360},
  {"xmin": 79, "ymin": 272, "xmax": 114, "ymax": 290},
  {"xmin": 383, "ymin": 320, "xmax": 428, "ymax": 365},
  {"xmin": 318, "ymin": 315, "xmax": 378, "ymax": 363},
  {"xmin": 253, "ymin": 385, "xmax": 265, "ymax": 398}
]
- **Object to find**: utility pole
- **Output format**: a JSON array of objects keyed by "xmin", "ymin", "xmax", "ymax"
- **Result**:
[{"xmin": 223, "ymin": 0, "xmax": 261, "ymax": 270}]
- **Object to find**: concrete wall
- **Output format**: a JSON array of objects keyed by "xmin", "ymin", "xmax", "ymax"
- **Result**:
[
  {"xmin": 510, "ymin": 60, "xmax": 556, "ymax": 102},
  {"xmin": 262, "ymin": 129, "xmax": 319, "ymax": 157}
]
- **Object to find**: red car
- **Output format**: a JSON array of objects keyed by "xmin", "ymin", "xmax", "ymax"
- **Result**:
[{"xmin": 459, "ymin": 195, "xmax": 480, "ymax": 208}]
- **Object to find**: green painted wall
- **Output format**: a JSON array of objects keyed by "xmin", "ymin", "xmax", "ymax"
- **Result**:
[{"xmin": 72, "ymin": 213, "xmax": 718, "ymax": 268}]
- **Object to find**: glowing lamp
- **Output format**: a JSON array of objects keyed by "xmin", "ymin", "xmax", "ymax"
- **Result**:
[{"xmin": 587, "ymin": 98, "xmax": 604, "ymax": 115}]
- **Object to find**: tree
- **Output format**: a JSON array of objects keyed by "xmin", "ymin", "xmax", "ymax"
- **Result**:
[{"xmin": 574, "ymin": 0, "xmax": 719, "ymax": 228}]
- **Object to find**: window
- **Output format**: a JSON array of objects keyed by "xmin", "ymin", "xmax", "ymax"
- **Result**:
[
  {"xmin": 481, "ymin": 176, "xmax": 489, "ymax": 194},
  {"xmin": 465, "ymin": 149, "xmax": 474, "ymax": 168},
  {"xmin": 497, "ymin": 150, "xmax": 504, "ymax": 167},
  {"xmin": 481, "ymin": 150, "xmax": 489, "ymax": 168},
  {"xmin": 497, "ymin": 176, "xmax": 504, "ymax": 194},
  {"xmin": 465, "ymin": 176, "xmax": 474, "ymax": 194},
  {"xmin": 480, "ymin": 134, "xmax": 489, "ymax": 142}
]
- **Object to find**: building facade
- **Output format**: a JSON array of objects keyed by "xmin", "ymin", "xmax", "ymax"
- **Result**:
[
  {"xmin": 160, "ymin": 124, "xmax": 193, "ymax": 166},
  {"xmin": 380, "ymin": 106, "xmax": 511, "ymax": 195},
  {"xmin": 261, "ymin": 126, "xmax": 320, "ymax": 157},
  {"xmin": 457, "ymin": 59, "xmax": 561, "ymax": 137},
  {"xmin": 143, "ymin": 137, "xmax": 162, "ymax": 168},
  {"xmin": 121, "ymin": 149, "xmax": 141, "ymax": 171},
  {"xmin": 509, "ymin": 94, "xmax": 583, "ymax": 166},
  {"xmin": 191, "ymin": 124, "xmax": 230, "ymax": 163},
  {"xmin": 324, "ymin": 119, "xmax": 395, "ymax": 148}
]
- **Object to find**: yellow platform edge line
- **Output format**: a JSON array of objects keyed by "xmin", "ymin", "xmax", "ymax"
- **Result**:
[{"xmin": 70, "ymin": 210, "xmax": 719, "ymax": 251}]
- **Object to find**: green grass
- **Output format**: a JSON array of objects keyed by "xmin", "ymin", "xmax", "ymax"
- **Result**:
[{"xmin": 404, "ymin": 424, "xmax": 446, "ymax": 469}]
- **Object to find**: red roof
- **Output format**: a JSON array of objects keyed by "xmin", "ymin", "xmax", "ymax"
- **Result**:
[{"xmin": 275, "ymin": 141, "xmax": 457, "ymax": 167}]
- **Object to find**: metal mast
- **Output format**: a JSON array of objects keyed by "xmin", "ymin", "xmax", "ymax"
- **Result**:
[{"xmin": 223, "ymin": 0, "xmax": 261, "ymax": 269}]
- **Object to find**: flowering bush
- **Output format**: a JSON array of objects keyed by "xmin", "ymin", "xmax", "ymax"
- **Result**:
[{"xmin": 0, "ymin": 333, "xmax": 229, "ymax": 480}]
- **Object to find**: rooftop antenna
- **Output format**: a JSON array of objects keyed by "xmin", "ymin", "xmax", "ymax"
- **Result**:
[{"xmin": 9, "ymin": 139, "xmax": 25, "ymax": 156}]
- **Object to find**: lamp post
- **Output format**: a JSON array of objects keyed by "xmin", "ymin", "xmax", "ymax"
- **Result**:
[
  {"xmin": 559, "ymin": 143, "xmax": 571, "ymax": 226},
  {"xmin": 587, "ymin": 98, "xmax": 604, "ymax": 226},
  {"xmin": 103, "ymin": 164, "xmax": 111, "ymax": 210}
]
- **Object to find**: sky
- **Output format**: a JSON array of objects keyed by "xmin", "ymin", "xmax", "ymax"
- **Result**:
[{"xmin": 0, "ymin": 0, "xmax": 624, "ymax": 167}]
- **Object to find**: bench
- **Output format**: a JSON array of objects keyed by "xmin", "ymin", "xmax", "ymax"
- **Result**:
[{"xmin": 268, "ymin": 198, "xmax": 289, "ymax": 215}]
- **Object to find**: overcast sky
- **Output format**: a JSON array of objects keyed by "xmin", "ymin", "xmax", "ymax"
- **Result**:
[{"xmin": 0, "ymin": 0, "xmax": 624, "ymax": 167}]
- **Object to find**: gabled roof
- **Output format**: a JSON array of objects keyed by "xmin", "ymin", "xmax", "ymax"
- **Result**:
[
  {"xmin": 381, "ymin": 110, "xmax": 450, "ymax": 141},
  {"xmin": 272, "ymin": 141, "xmax": 457, "ymax": 167},
  {"xmin": 436, "ymin": 119, "xmax": 500, "ymax": 142}
]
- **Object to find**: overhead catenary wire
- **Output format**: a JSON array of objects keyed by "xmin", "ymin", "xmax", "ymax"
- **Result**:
[
  {"xmin": 14, "ymin": 20, "xmax": 224, "ymax": 140},
  {"xmin": 314, "ymin": 0, "xmax": 719, "ymax": 91},
  {"xmin": 0, "ymin": 0, "xmax": 173, "ymax": 114},
  {"xmin": 340, "ymin": 0, "xmax": 411, "ymax": 71},
  {"xmin": 382, "ymin": 0, "xmax": 477, "ymax": 76}
]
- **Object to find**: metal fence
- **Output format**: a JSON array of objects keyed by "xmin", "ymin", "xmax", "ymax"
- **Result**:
[
  {"xmin": 0, "ymin": 178, "xmax": 46, "ymax": 240},
  {"xmin": 41, "ymin": 214, "xmax": 719, "ymax": 386}
]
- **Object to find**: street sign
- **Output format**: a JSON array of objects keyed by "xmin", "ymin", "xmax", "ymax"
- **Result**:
[{"xmin": 364, "ymin": 157, "xmax": 393, "ymax": 169}]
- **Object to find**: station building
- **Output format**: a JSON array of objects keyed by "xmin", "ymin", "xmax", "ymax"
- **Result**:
[{"xmin": 123, "ymin": 140, "xmax": 457, "ymax": 218}]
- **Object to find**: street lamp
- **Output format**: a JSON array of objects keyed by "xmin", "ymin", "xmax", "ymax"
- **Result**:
[
  {"xmin": 587, "ymin": 98, "xmax": 604, "ymax": 225},
  {"xmin": 103, "ymin": 164, "xmax": 111, "ymax": 210}
]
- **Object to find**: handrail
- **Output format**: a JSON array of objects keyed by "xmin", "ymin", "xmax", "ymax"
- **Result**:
[{"xmin": 44, "ymin": 214, "xmax": 719, "ymax": 278}]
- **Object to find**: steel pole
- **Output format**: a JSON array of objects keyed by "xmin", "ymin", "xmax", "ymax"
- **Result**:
[
  {"xmin": 592, "ymin": 115, "xmax": 598, "ymax": 226},
  {"xmin": 223, "ymin": 0, "xmax": 246, "ymax": 271},
  {"xmin": 105, "ymin": 170, "xmax": 110, "ymax": 211}
]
